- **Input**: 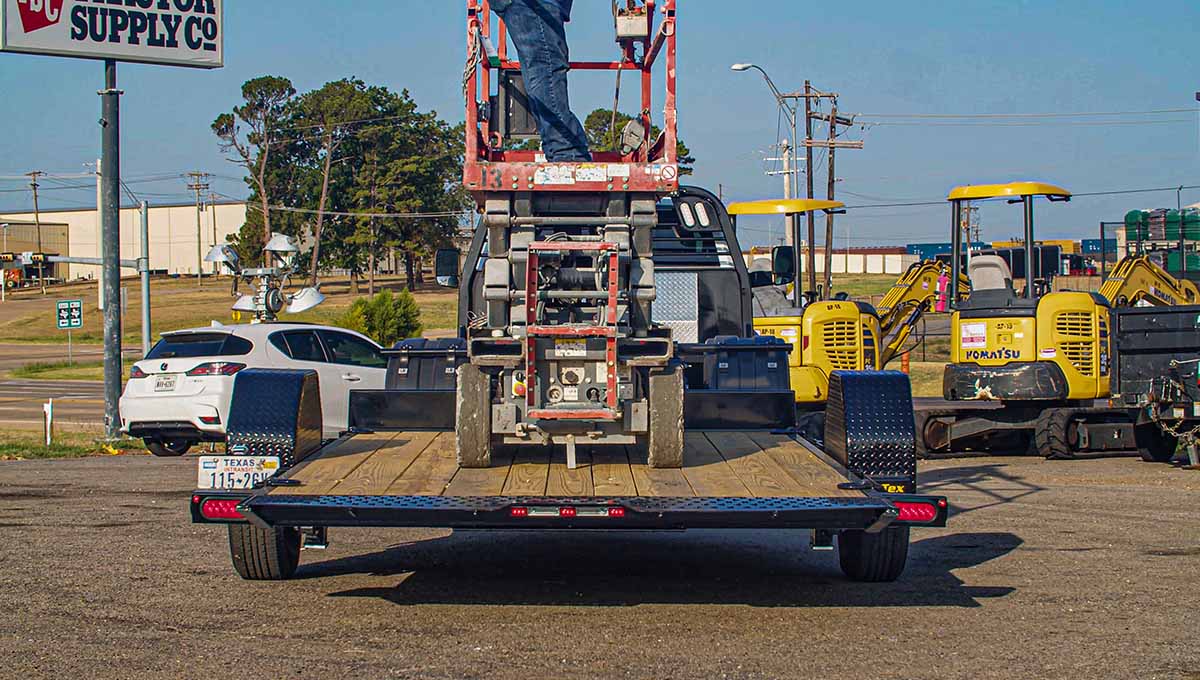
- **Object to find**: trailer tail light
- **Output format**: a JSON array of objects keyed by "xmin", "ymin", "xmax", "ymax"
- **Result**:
[
  {"xmin": 186, "ymin": 362, "xmax": 246, "ymax": 377},
  {"xmin": 607, "ymin": 506, "xmax": 625, "ymax": 518},
  {"xmin": 507, "ymin": 505, "xmax": 626, "ymax": 520},
  {"xmin": 129, "ymin": 365, "xmax": 147, "ymax": 379},
  {"xmin": 509, "ymin": 506, "xmax": 529, "ymax": 518},
  {"xmin": 559, "ymin": 506, "xmax": 577, "ymax": 518},
  {"xmin": 893, "ymin": 500, "xmax": 938, "ymax": 523},
  {"xmin": 196, "ymin": 496, "xmax": 244, "ymax": 520}
]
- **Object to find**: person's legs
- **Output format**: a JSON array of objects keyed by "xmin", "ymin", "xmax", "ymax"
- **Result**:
[{"xmin": 494, "ymin": 0, "xmax": 591, "ymax": 162}]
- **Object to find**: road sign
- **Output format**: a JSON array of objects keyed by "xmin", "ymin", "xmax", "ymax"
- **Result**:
[
  {"xmin": 1, "ymin": 0, "xmax": 224, "ymax": 68},
  {"xmin": 56, "ymin": 298, "xmax": 82, "ymax": 330}
]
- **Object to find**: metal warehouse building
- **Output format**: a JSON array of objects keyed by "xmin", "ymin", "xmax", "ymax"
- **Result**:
[{"xmin": 0, "ymin": 200, "xmax": 247, "ymax": 281}]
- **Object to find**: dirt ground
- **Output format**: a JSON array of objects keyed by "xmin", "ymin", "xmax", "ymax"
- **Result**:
[{"xmin": 0, "ymin": 453, "xmax": 1197, "ymax": 680}]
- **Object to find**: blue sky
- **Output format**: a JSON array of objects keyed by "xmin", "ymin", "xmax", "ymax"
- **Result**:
[{"xmin": 2, "ymin": 0, "xmax": 1198, "ymax": 248}]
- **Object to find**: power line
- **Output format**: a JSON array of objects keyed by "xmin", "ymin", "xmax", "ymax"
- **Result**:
[
  {"xmin": 854, "ymin": 107, "xmax": 1197, "ymax": 120},
  {"xmin": 859, "ymin": 119, "xmax": 1194, "ymax": 128}
]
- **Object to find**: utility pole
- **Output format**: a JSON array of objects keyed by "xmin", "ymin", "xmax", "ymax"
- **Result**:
[
  {"xmin": 26, "ymin": 171, "xmax": 46, "ymax": 294},
  {"xmin": 803, "ymin": 80, "xmax": 816, "ymax": 295},
  {"xmin": 186, "ymin": 172, "xmax": 210, "ymax": 285},
  {"xmin": 807, "ymin": 91, "xmax": 861, "ymax": 299}
]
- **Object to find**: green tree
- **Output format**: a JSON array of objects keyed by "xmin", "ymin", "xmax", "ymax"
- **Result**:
[
  {"xmin": 212, "ymin": 76, "xmax": 297, "ymax": 258},
  {"xmin": 333, "ymin": 289, "xmax": 422, "ymax": 347}
]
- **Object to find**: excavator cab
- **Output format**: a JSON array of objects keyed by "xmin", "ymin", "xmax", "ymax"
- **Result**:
[
  {"xmin": 941, "ymin": 181, "xmax": 1112, "ymax": 403},
  {"xmin": 730, "ymin": 199, "xmax": 881, "ymax": 409}
]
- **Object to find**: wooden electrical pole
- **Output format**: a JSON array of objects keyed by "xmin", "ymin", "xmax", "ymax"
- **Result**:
[
  {"xmin": 803, "ymin": 81, "xmax": 816, "ymax": 295},
  {"xmin": 186, "ymin": 172, "xmax": 210, "ymax": 285},
  {"xmin": 26, "ymin": 171, "xmax": 46, "ymax": 294},
  {"xmin": 808, "ymin": 95, "xmax": 861, "ymax": 299}
]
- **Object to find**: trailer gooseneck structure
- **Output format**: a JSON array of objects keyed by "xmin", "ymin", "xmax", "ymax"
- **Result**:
[{"xmin": 188, "ymin": 1, "xmax": 948, "ymax": 584}]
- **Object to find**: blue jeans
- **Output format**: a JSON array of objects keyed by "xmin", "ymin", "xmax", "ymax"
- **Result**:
[{"xmin": 493, "ymin": 0, "xmax": 591, "ymax": 162}]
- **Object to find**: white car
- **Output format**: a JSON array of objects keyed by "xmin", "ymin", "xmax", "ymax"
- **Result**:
[{"xmin": 120, "ymin": 323, "xmax": 387, "ymax": 456}]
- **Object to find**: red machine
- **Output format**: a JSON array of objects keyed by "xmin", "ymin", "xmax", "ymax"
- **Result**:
[{"xmin": 463, "ymin": 0, "xmax": 678, "ymax": 195}]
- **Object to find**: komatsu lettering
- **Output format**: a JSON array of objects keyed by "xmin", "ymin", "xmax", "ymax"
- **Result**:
[{"xmin": 965, "ymin": 348, "xmax": 1021, "ymax": 361}]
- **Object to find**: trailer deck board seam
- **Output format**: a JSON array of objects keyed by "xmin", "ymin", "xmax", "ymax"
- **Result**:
[
  {"xmin": 680, "ymin": 432, "xmax": 755, "ymax": 497},
  {"xmin": 383, "ymin": 432, "xmax": 460, "ymax": 495},
  {"xmin": 704, "ymin": 431, "xmax": 807, "ymax": 497},
  {"xmin": 590, "ymin": 444, "xmax": 638, "ymax": 496},
  {"xmin": 745, "ymin": 432, "xmax": 862, "ymax": 498},
  {"xmin": 502, "ymin": 446, "xmax": 552, "ymax": 496},
  {"xmin": 277, "ymin": 433, "xmax": 399, "ymax": 495},
  {"xmin": 328, "ymin": 431, "xmax": 440, "ymax": 496},
  {"xmin": 546, "ymin": 445, "xmax": 595, "ymax": 497},
  {"xmin": 628, "ymin": 445, "xmax": 697, "ymax": 497},
  {"xmin": 443, "ymin": 449, "xmax": 516, "ymax": 496}
]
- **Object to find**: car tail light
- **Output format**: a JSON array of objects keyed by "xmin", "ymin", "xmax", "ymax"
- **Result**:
[
  {"xmin": 199, "ymin": 415, "xmax": 221, "ymax": 425},
  {"xmin": 129, "ymin": 365, "xmax": 147, "ymax": 379},
  {"xmin": 197, "ymin": 497, "xmax": 243, "ymax": 520},
  {"xmin": 186, "ymin": 362, "xmax": 246, "ymax": 377},
  {"xmin": 893, "ymin": 501, "xmax": 938, "ymax": 523}
]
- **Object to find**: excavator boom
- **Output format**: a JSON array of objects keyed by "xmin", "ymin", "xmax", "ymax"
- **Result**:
[
  {"xmin": 1098, "ymin": 255, "xmax": 1200, "ymax": 307},
  {"xmin": 876, "ymin": 260, "xmax": 970, "ymax": 366}
]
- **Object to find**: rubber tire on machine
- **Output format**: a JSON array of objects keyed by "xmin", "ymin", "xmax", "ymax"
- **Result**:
[
  {"xmin": 646, "ymin": 362, "xmax": 684, "ymax": 469},
  {"xmin": 1135, "ymin": 424, "xmax": 1179, "ymax": 463},
  {"xmin": 912, "ymin": 411, "xmax": 933, "ymax": 459},
  {"xmin": 1034, "ymin": 409, "xmax": 1074, "ymax": 460},
  {"xmin": 455, "ymin": 362, "xmax": 494, "ymax": 469},
  {"xmin": 145, "ymin": 439, "xmax": 191, "ymax": 457},
  {"xmin": 838, "ymin": 525, "xmax": 911, "ymax": 582},
  {"xmin": 227, "ymin": 524, "xmax": 301, "ymax": 580}
]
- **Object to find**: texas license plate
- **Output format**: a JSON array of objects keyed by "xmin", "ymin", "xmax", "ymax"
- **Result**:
[
  {"xmin": 154, "ymin": 374, "xmax": 178, "ymax": 392},
  {"xmin": 197, "ymin": 456, "xmax": 280, "ymax": 490}
]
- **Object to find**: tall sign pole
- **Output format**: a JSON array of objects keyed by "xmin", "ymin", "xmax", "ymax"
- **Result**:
[{"xmin": 101, "ymin": 59, "xmax": 122, "ymax": 439}]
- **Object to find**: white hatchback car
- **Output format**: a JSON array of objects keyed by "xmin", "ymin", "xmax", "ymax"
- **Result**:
[{"xmin": 120, "ymin": 323, "xmax": 387, "ymax": 456}]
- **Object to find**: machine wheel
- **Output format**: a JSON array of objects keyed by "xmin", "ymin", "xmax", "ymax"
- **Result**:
[
  {"xmin": 646, "ymin": 362, "xmax": 684, "ymax": 469},
  {"xmin": 145, "ymin": 438, "xmax": 192, "ymax": 457},
  {"xmin": 227, "ymin": 524, "xmax": 301, "ymax": 580},
  {"xmin": 455, "ymin": 363, "xmax": 494, "ymax": 468},
  {"xmin": 1034, "ymin": 409, "xmax": 1074, "ymax": 460},
  {"xmin": 1136, "ymin": 424, "xmax": 1179, "ymax": 463},
  {"xmin": 838, "ymin": 526, "xmax": 911, "ymax": 582},
  {"xmin": 912, "ymin": 411, "xmax": 933, "ymax": 459}
]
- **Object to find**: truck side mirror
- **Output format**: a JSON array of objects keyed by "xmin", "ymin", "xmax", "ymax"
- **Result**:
[
  {"xmin": 770, "ymin": 245, "xmax": 795, "ymax": 286},
  {"xmin": 434, "ymin": 248, "xmax": 460, "ymax": 288}
]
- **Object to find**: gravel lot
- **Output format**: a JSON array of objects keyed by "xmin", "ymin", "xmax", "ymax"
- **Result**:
[{"xmin": 0, "ymin": 454, "xmax": 1197, "ymax": 679}]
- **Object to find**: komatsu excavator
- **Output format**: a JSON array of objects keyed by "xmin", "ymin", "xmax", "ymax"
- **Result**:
[{"xmin": 920, "ymin": 181, "xmax": 1195, "ymax": 460}]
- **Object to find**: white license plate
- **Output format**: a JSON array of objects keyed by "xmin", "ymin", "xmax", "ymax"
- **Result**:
[
  {"xmin": 154, "ymin": 374, "xmax": 178, "ymax": 392},
  {"xmin": 197, "ymin": 456, "xmax": 280, "ymax": 490}
]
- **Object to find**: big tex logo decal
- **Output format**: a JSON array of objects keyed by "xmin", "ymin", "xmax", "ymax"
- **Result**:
[{"xmin": 16, "ymin": 0, "xmax": 63, "ymax": 33}]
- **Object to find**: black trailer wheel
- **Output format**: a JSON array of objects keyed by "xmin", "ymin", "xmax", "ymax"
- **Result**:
[
  {"xmin": 227, "ymin": 524, "xmax": 301, "ymax": 580},
  {"xmin": 455, "ymin": 363, "xmax": 494, "ymax": 468},
  {"xmin": 145, "ymin": 438, "xmax": 192, "ymax": 457},
  {"xmin": 1034, "ymin": 409, "xmax": 1074, "ymax": 460},
  {"xmin": 838, "ymin": 525, "xmax": 910, "ymax": 582},
  {"xmin": 646, "ymin": 362, "xmax": 684, "ymax": 468},
  {"xmin": 1135, "ymin": 424, "xmax": 1179, "ymax": 463}
]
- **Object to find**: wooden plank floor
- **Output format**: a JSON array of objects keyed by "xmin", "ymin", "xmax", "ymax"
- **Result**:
[{"xmin": 271, "ymin": 432, "xmax": 860, "ymax": 498}]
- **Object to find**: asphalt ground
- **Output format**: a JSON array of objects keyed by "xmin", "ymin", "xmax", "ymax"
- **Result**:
[
  {"xmin": 0, "ymin": 454, "xmax": 1196, "ymax": 679},
  {"xmin": 0, "ymin": 378, "xmax": 104, "ymax": 430}
]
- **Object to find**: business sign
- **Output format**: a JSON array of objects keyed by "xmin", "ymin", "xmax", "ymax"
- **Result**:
[
  {"xmin": 1, "ymin": 0, "xmax": 223, "ymax": 68},
  {"xmin": 56, "ymin": 298, "xmax": 82, "ymax": 329}
]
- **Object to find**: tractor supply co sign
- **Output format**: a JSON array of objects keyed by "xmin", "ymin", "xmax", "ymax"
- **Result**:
[{"xmin": 1, "ymin": 0, "xmax": 223, "ymax": 68}]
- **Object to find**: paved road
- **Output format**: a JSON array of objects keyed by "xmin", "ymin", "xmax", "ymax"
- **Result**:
[
  {"xmin": 0, "ymin": 454, "xmax": 1196, "ymax": 679},
  {"xmin": 0, "ymin": 379, "xmax": 104, "ymax": 430}
]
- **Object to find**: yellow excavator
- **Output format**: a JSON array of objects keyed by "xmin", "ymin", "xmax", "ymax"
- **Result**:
[
  {"xmin": 920, "ymin": 181, "xmax": 1195, "ymax": 459},
  {"xmin": 732, "ymin": 199, "xmax": 967, "ymax": 437}
]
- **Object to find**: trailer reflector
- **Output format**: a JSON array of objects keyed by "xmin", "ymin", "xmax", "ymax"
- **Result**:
[
  {"xmin": 199, "ymin": 498, "xmax": 244, "ymax": 520},
  {"xmin": 607, "ymin": 506, "xmax": 626, "ymax": 518},
  {"xmin": 509, "ymin": 506, "xmax": 529, "ymax": 518},
  {"xmin": 559, "ymin": 507, "xmax": 577, "ymax": 518},
  {"xmin": 893, "ymin": 501, "xmax": 937, "ymax": 523}
]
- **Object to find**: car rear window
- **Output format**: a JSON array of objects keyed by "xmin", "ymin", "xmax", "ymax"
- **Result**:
[{"xmin": 146, "ymin": 333, "xmax": 253, "ymax": 359}]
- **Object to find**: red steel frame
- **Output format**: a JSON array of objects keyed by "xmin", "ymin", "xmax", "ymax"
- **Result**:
[
  {"xmin": 463, "ymin": 0, "xmax": 678, "ymax": 196},
  {"xmin": 524, "ymin": 241, "xmax": 621, "ymax": 421}
]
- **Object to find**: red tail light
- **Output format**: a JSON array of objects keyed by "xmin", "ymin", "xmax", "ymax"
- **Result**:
[
  {"xmin": 559, "ymin": 507, "xmax": 577, "ymax": 518},
  {"xmin": 129, "ymin": 365, "xmax": 147, "ymax": 379},
  {"xmin": 802, "ymin": 335, "xmax": 810, "ymax": 351},
  {"xmin": 607, "ymin": 506, "xmax": 625, "ymax": 518},
  {"xmin": 186, "ymin": 362, "xmax": 246, "ymax": 377},
  {"xmin": 893, "ymin": 501, "xmax": 938, "ymax": 523},
  {"xmin": 199, "ymin": 415, "xmax": 221, "ymax": 425},
  {"xmin": 509, "ymin": 506, "xmax": 529, "ymax": 518},
  {"xmin": 198, "ymin": 498, "xmax": 244, "ymax": 520}
]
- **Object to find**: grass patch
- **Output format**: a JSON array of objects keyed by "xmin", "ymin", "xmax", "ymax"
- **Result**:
[
  {"xmin": 10, "ymin": 359, "xmax": 135, "ymax": 381},
  {"xmin": 0, "ymin": 430, "xmax": 146, "ymax": 460},
  {"xmin": 904, "ymin": 361, "xmax": 946, "ymax": 398}
]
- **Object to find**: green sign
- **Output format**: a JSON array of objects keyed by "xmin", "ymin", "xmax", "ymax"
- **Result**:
[{"xmin": 56, "ymin": 299, "xmax": 82, "ymax": 330}]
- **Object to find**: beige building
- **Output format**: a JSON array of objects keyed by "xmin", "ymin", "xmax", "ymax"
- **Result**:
[{"xmin": 0, "ymin": 200, "xmax": 247, "ymax": 280}]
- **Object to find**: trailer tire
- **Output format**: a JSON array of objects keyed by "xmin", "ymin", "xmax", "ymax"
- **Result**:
[
  {"xmin": 1034, "ymin": 408, "xmax": 1074, "ymax": 460},
  {"xmin": 1136, "ymin": 424, "xmax": 1178, "ymax": 463},
  {"xmin": 838, "ymin": 525, "xmax": 910, "ymax": 582},
  {"xmin": 455, "ymin": 363, "xmax": 493, "ymax": 469},
  {"xmin": 646, "ymin": 362, "xmax": 684, "ymax": 468},
  {"xmin": 227, "ymin": 524, "xmax": 301, "ymax": 581}
]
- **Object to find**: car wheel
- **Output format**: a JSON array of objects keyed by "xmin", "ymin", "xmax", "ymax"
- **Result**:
[{"xmin": 145, "ymin": 438, "xmax": 192, "ymax": 457}]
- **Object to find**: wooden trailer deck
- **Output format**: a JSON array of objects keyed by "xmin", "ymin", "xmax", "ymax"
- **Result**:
[{"xmin": 270, "ymin": 431, "xmax": 862, "ymax": 499}]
